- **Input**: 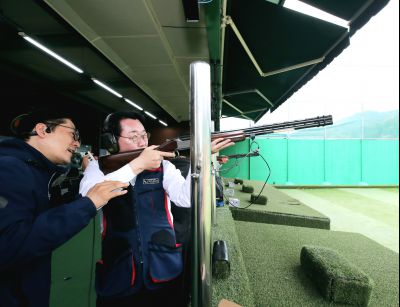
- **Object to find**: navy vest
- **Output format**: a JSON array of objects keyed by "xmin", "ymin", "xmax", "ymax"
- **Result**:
[{"xmin": 95, "ymin": 167, "xmax": 183, "ymax": 297}]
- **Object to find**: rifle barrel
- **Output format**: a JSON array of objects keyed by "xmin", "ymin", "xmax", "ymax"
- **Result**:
[
  {"xmin": 99, "ymin": 115, "xmax": 333, "ymax": 174},
  {"xmin": 180, "ymin": 115, "xmax": 332, "ymax": 141},
  {"xmin": 241, "ymin": 115, "xmax": 332, "ymax": 135}
]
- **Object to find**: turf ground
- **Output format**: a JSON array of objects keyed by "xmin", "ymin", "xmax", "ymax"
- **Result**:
[
  {"xmin": 278, "ymin": 187, "xmax": 399, "ymax": 252},
  {"xmin": 213, "ymin": 184, "xmax": 399, "ymax": 306}
]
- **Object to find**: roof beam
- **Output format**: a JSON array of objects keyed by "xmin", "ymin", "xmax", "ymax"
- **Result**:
[
  {"xmin": 222, "ymin": 98, "xmax": 253, "ymax": 120},
  {"xmin": 223, "ymin": 15, "xmax": 325, "ymax": 78},
  {"xmin": 224, "ymin": 89, "xmax": 274, "ymax": 107}
]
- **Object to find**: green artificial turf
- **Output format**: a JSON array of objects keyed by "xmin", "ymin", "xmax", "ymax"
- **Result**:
[
  {"xmin": 223, "ymin": 179, "xmax": 330, "ymax": 229},
  {"xmin": 285, "ymin": 188, "xmax": 398, "ymax": 225},
  {"xmin": 279, "ymin": 187, "xmax": 399, "ymax": 252},
  {"xmin": 301, "ymin": 245, "xmax": 374, "ymax": 306},
  {"xmin": 212, "ymin": 206, "xmax": 256, "ymax": 307},
  {"xmin": 230, "ymin": 208, "xmax": 330, "ymax": 230},
  {"xmin": 234, "ymin": 221, "xmax": 399, "ymax": 307}
]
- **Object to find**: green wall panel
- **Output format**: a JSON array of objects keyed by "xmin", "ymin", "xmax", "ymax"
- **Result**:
[
  {"xmin": 287, "ymin": 140, "xmax": 325, "ymax": 184},
  {"xmin": 362, "ymin": 140, "xmax": 399, "ymax": 184},
  {"xmin": 51, "ymin": 220, "xmax": 95, "ymax": 307},
  {"xmin": 250, "ymin": 138, "xmax": 288, "ymax": 184},
  {"xmin": 219, "ymin": 139, "xmax": 250, "ymax": 179},
  {"xmin": 325, "ymin": 140, "xmax": 361, "ymax": 185},
  {"xmin": 221, "ymin": 139, "xmax": 398, "ymax": 185}
]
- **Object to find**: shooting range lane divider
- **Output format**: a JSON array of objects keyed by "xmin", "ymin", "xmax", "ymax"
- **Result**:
[
  {"xmin": 224, "ymin": 180, "xmax": 331, "ymax": 229},
  {"xmin": 300, "ymin": 245, "xmax": 374, "ymax": 306},
  {"xmin": 212, "ymin": 206, "xmax": 256, "ymax": 307}
]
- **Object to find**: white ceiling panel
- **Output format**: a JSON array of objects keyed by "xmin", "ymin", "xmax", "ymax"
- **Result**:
[
  {"xmin": 163, "ymin": 27, "xmax": 209, "ymax": 58},
  {"xmin": 150, "ymin": 0, "xmax": 206, "ymax": 27},
  {"xmin": 132, "ymin": 65, "xmax": 182, "ymax": 84},
  {"xmin": 103, "ymin": 36, "xmax": 172, "ymax": 67},
  {"xmin": 44, "ymin": 0, "xmax": 210, "ymax": 121},
  {"xmin": 65, "ymin": 0, "xmax": 158, "ymax": 36}
]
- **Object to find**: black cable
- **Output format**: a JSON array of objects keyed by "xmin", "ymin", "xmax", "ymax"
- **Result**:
[
  {"xmin": 219, "ymin": 140, "xmax": 271, "ymax": 209},
  {"xmin": 218, "ymin": 152, "xmax": 247, "ymax": 175},
  {"xmin": 239, "ymin": 150, "xmax": 271, "ymax": 209}
]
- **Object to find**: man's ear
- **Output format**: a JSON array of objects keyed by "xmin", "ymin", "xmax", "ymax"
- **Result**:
[{"xmin": 33, "ymin": 123, "xmax": 49, "ymax": 137}]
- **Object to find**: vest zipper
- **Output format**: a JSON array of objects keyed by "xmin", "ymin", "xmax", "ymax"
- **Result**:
[
  {"xmin": 134, "ymin": 188, "xmax": 144, "ymax": 266},
  {"xmin": 47, "ymin": 172, "xmax": 57, "ymax": 199}
]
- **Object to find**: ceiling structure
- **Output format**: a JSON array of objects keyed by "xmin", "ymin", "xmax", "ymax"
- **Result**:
[
  {"xmin": 0, "ymin": 0, "xmax": 390, "ymax": 131},
  {"xmin": 205, "ymin": 0, "xmax": 390, "ymax": 123},
  {"xmin": 44, "ymin": 0, "xmax": 209, "ymax": 123}
]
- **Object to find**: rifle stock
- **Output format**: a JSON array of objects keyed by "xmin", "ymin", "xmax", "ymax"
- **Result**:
[{"xmin": 99, "ymin": 115, "xmax": 332, "ymax": 174}]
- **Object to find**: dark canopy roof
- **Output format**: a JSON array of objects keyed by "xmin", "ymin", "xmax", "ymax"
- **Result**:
[{"xmin": 205, "ymin": 0, "xmax": 390, "ymax": 123}]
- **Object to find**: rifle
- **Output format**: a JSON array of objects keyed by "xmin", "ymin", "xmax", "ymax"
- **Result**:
[{"xmin": 99, "ymin": 115, "xmax": 332, "ymax": 174}]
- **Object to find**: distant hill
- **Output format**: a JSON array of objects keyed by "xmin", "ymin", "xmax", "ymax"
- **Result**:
[{"xmin": 286, "ymin": 110, "xmax": 399, "ymax": 139}]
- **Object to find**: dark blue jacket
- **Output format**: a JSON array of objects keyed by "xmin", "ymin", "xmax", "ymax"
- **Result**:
[
  {"xmin": 95, "ymin": 167, "xmax": 183, "ymax": 298},
  {"xmin": 0, "ymin": 138, "xmax": 97, "ymax": 307}
]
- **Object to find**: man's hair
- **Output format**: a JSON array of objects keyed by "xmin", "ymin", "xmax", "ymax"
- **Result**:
[
  {"xmin": 103, "ymin": 111, "xmax": 146, "ymax": 137},
  {"xmin": 10, "ymin": 108, "xmax": 73, "ymax": 140}
]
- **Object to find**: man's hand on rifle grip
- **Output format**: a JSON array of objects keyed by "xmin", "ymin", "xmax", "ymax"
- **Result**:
[
  {"xmin": 129, "ymin": 145, "xmax": 175, "ymax": 174},
  {"xmin": 211, "ymin": 138, "xmax": 235, "ymax": 154}
]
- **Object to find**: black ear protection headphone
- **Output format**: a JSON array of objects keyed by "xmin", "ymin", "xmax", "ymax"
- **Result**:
[
  {"xmin": 10, "ymin": 114, "xmax": 51, "ymax": 137},
  {"xmin": 100, "ymin": 113, "xmax": 119, "ymax": 154},
  {"xmin": 29, "ymin": 126, "xmax": 51, "ymax": 137}
]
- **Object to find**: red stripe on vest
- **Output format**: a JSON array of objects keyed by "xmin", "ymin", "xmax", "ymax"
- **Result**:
[
  {"xmin": 151, "ymin": 276, "xmax": 176, "ymax": 283},
  {"xmin": 101, "ymin": 213, "xmax": 107, "ymax": 240},
  {"xmin": 164, "ymin": 192, "xmax": 173, "ymax": 229},
  {"xmin": 147, "ymin": 167, "xmax": 162, "ymax": 173},
  {"xmin": 131, "ymin": 256, "xmax": 136, "ymax": 286}
]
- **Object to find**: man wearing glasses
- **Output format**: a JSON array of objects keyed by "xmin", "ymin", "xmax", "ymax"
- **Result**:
[
  {"xmin": 0, "ymin": 109, "xmax": 129, "ymax": 307},
  {"xmin": 79, "ymin": 111, "xmax": 233, "ymax": 307}
]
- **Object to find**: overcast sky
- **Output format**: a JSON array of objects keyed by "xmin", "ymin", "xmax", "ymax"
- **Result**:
[{"xmin": 221, "ymin": 0, "xmax": 399, "ymax": 129}]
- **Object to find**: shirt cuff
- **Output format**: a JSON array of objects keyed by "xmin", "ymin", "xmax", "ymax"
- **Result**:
[{"xmin": 105, "ymin": 163, "xmax": 136, "ymax": 182}]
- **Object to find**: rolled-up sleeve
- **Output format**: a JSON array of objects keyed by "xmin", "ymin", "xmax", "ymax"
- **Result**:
[
  {"xmin": 79, "ymin": 160, "xmax": 136, "ymax": 196},
  {"xmin": 163, "ymin": 161, "xmax": 191, "ymax": 208}
]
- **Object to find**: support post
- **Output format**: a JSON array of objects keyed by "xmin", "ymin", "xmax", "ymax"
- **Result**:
[{"xmin": 190, "ymin": 61, "xmax": 212, "ymax": 307}]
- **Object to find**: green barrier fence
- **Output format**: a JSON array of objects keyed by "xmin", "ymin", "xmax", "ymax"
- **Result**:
[{"xmin": 220, "ymin": 139, "xmax": 399, "ymax": 185}]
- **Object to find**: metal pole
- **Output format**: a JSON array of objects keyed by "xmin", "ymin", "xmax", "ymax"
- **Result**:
[
  {"xmin": 211, "ymin": 157, "xmax": 217, "ymax": 227},
  {"xmin": 211, "ymin": 121, "xmax": 217, "ymax": 227},
  {"xmin": 190, "ymin": 61, "xmax": 212, "ymax": 307}
]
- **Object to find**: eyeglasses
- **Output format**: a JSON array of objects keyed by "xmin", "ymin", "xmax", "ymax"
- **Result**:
[
  {"xmin": 119, "ymin": 132, "xmax": 150, "ymax": 144},
  {"xmin": 47, "ymin": 122, "xmax": 80, "ymax": 142}
]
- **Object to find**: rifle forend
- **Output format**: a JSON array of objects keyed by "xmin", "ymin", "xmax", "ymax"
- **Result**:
[
  {"xmin": 99, "ymin": 115, "xmax": 333, "ymax": 174},
  {"xmin": 98, "ymin": 140, "xmax": 178, "ymax": 175}
]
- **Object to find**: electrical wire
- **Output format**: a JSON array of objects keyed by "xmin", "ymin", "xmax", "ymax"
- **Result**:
[
  {"xmin": 218, "ymin": 140, "xmax": 271, "ymax": 209},
  {"xmin": 239, "ymin": 150, "xmax": 271, "ymax": 209},
  {"xmin": 218, "ymin": 148, "xmax": 257, "ymax": 175}
]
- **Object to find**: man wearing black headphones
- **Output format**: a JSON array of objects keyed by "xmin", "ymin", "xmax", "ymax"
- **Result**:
[
  {"xmin": 0, "ymin": 108, "xmax": 129, "ymax": 307},
  {"xmin": 79, "ymin": 111, "xmax": 233, "ymax": 307}
]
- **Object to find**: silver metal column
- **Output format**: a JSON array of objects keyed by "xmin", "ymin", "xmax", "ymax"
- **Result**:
[
  {"xmin": 190, "ymin": 61, "xmax": 212, "ymax": 307},
  {"xmin": 211, "ymin": 121, "xmax": 217, "ymax": 227},
  {"xmin": 211, "ymin": 156, "xmax": 217, "ymax": 227}
]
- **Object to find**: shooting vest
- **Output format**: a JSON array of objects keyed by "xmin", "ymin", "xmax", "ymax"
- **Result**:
[{"xmin": 95, "ymin": 167, "xmax": 183, "ymax": 297}]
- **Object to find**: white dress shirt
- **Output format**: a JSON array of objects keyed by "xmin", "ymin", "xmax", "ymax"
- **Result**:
[{"xmin": 79, "ymin": 160, "xmax": 191, "ymax": 220}]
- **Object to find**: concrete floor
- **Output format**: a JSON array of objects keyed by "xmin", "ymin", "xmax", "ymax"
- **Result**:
[{"xmin": 278, "ymin": 187, "xmax": 399, "ymax": 253}]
